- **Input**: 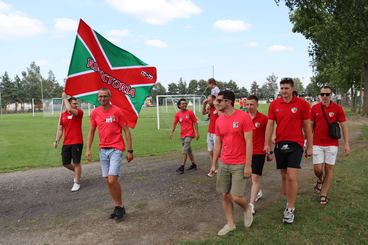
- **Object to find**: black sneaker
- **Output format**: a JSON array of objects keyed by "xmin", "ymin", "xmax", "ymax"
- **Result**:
[
  {"xmin": 114, "ymin": 206, "xmax": 126, "ymax": 221},
  {"xmin": 109, "ymin": 206, "xmax": 119, "ymax": 219},
  {"xmin": 187, "ymin": 163, "xmax": 197, "ymax": 170},
  {"xmin": 176, "ymin": 165, "xmax": 184, "ymax": 174}
]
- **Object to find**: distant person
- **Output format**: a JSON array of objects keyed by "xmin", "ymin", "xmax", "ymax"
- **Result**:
[
  {"xmin": 311, "ymin": 86, "xmax": 350, "ymax": 205},
  {"xmin": 211, "ymin": 90, "xmax": 254, "ymax": 236},
  {"xmin": 246, "ymin": 95, "xmax": 272, "ymax": 214},
  {"xmin": 86, "ymin": 88, "xmax": 133, "ymax": 221},
  {"xmin": 208, "ymin": 78, "xmax": 220, "ymax": 96},
  {"xmin": 54, "ymin": 92, "xmax": 83, "ymax": 192},
  {"xmin": 202, "ymin": 95, "xmax": 219, "ymax": 177},
  {"xmin": 169, "ymin": 98, "xmax": 199, "ymax": 174},
  {"xmin": 264, "ymin": 77, "xmax": 313, "ymax": 224}
]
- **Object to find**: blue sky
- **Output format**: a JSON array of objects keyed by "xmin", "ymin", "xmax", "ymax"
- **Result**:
[{"xmin": 0, "ymin": 0, "xmax": 313, "ymax": 90}]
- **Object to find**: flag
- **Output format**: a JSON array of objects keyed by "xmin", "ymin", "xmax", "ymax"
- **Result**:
[{"xmin": 65, "ymin": 19, "xmax": 157, "ymax": 128}]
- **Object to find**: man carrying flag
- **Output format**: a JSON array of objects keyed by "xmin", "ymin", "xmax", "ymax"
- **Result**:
[{"xmin": 86, "ymin": 88, "xmax": 133, "ymax": 221}]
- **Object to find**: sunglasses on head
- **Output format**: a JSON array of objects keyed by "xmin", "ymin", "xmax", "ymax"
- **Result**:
[
  {"xmin": 320, "ymin": 93, "xmax": 331, "ymax": 97},
  {"xmin": 280, "ymin": 77, "xmax": 293, "ymax": 82}
]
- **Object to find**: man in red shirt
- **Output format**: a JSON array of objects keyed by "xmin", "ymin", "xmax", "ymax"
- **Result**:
[
  {"xmin": 264, "ymin": 77, "xmax": 313, "ymax": 224},
  {"xmin": 202, "ymin": 95, "xmax": 219, "ymax": 177},
  {"xmin": 211, "ymin": 90, "xmax": 254, "ymax": 236},
  {"xmin": 311, "ymin": 85, "xmax": 350, "ymax": 205},
  {"xmin": 54, "ymin": 92, "xmax": 83, "ymax": 192},
  {"xmin": 246, "ymin": 95, "xmax": 272, "ymax": 214},
  {"xmin": 86, "ymin": 88, "xmax": 133, "ymax": 221},
  {"xmin": 169, "ymin": 98, "xmax": 199, "ymax": 174}
]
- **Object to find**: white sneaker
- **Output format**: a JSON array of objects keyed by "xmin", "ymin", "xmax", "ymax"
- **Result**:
[
  {"xmin": 71, "ymin": 182, "xmax": 80, "ymax": 192},
  {"xmin": 256, "ymin": 189, "xmax": 263, "ymax": 202},
  {"xmin": 244, "ymin": 204, "xmax": 254, "ymax": 228},
  {"xmin": 217, "ymin": 224, "xmax": 236, "ymax": 236},
  {"xmin": 249, "ymin": 203, "xmax": 256, "ymax": 215}
]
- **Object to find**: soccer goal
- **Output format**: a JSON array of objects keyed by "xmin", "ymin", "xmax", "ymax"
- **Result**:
[
  {"xmin": 43, "ymin": 98, "xmax": 96, "ymax": 117},
  {"xmin": 156, "ymin": 94, "xmax": 207, "ymax": 130}
]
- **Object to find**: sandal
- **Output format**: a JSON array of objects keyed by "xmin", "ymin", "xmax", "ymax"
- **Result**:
[
  {"xmin": 314, "ymin": 180, "xmax": 322, "ymax": 193},
  {"xmin": 207, "ymin": 170, "xmax": 216, "ymax": 177},
  {"xmin": 320, "ymin": 195, "xmax": 329, "ymax": 205}
]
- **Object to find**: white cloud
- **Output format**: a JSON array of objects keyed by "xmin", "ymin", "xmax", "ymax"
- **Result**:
[
  {"xmin": 145, "ymin": 39, "xmax": 168, "ymax": 48},
  {"xmin": 107, "ymin": 29, "xmax": 130, "ymax": 44},
  {"xmin": 214, "ymin": 19, "xmax": 251, "ymax": 32},
  {"xmin": 106, "ymin": 0, "xmax": 202, "ymax": 25},
  {"xmin": 0, "ymin": 2, "xmax": 46, "ymax": 39},
  {"xmin": 54, "ymin": 18, "xmax": 78, "ymax": 33},
  {"xmin": 268, "ymin": 44, "xmax": 294, "ymax": 52},
  {"xmin": 248, "ymin": 41, "xmax": 258, "ymax": 48}
]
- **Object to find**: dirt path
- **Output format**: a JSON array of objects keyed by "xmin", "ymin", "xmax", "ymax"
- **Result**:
[{"xmin": 0, "ymin": 120, "xmax": 363, "ymax": 245}]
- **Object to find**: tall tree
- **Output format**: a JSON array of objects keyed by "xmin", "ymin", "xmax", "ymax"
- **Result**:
[
  {"xmin": 177, "ymin": 77, "xmax": 187, "ymax": 94},
  {"xmin": 187, "ymin": 79, "xmax": 198, "ymax": 94},
  {"xmin": 293, "ymin": 77, "xmax": 305, "ymax": 95},
  {"xmin": 238, "ymin": 87, "xmax": 249, "ymax": 98},
  {"xmin": 250, "ymin": 81, "xmax": 260, "ymax": 96},
  {"xmin": 21, "ymin": 62, "xmax": 44, "ymax": 103},
  {"xmin": 0, "ymin": 72, "xmax": 16, "ymax": 111},
  {"xmin": 167, "ymin": 83, "xmax": 179, "ymax": 95},
  {"xmin": 151, "ymin": 82, "xmax": 167, "ymax": 105},
  {"xmin": 197, "ymin": 79, "xmax": 208, "ymax": 95}
]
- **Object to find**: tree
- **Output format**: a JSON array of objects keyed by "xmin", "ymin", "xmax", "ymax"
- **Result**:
[
  {"xmin": 177, "ymin": 78, "xmax": 187, "ymax": 94},
  {"xmin": 266, "ymin": 73, "xmax": 278, "ymax": 98},
  {"xmin": 151, "ymin": 82, "xmax": 167, "ymax": 105},
  {"xmin": 21, "ymin": 62, "xmax": 44, "ymax": 104},
  {"xmin": 238, "ymin": 87, "xmax": 249, "ymax": 98},
  {"xmin": 197, "ymin": 79, "xmax": 208, "ymax": 95},
  {"xmin": 13, "ymin": 75, "xmax": 26, "ymax": 112},
  {"xmin": 187, "ymin": 80, "xmax": 198, "ymax": 94},
  {"xmin": 250, "ymin": 81, "xmax": 260, "ymax": 96},
  {"xmin": 293, "ymin": 77, "xmax": 305, "ymax": 95},
  {"xmin": 305, "ymin": 78, "xmax": 320, "ymax": 97},
  {"xmin": 226, "ymin": 80, "xmax": 240, "ymax": 95},
  {"xmin": 167, "ymin": 83, "xmax": 179, "ymax": 95},
  {"xmin": 0, "ymin": 72, "xmax": 16, "ymax": 111}
]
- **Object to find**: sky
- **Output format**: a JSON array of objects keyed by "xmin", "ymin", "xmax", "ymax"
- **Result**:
[{"xmin": 0, "ymin": 0, "xmax": 314, "ymax": 90}]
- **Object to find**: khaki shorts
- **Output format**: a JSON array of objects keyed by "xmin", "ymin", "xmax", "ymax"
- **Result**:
[
  {"xmin": 181, "ymin": 136, "xmax": 192, "ymax": 154},
  {"xmin": 313, "ymin": 145, "xmax": 338, "ymax": 165},
  {"xmin": 216, "ymin": 162, "xmax": 246, "ymax": 196}
]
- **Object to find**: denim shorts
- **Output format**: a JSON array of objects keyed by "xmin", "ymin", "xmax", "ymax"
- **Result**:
[{"xmin": 99, "ymin": 148, "xmax": 123, "ymax": 177}]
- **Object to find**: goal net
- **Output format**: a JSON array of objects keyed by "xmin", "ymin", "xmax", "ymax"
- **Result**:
[
  {"xmin": 156, "ymin": 94, "xmax": 208, "ymax": 130},
  {"xmin": 43, "ymin": 98, "xmax": 96, "ymax": 117}
]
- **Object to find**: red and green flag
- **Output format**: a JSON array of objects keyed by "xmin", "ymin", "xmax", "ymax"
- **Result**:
[{"xmin": 65, "ymin": 19, "xmax": 157, "ymax": 128}]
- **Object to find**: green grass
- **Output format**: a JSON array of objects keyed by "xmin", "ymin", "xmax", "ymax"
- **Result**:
[{"xmin": 183, "ymin": 124, "xmax": 368, "ymax": 245}]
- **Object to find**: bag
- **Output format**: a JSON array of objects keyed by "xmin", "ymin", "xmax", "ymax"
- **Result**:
[
  {"xmin": 276, "ymin": 141, "xmax": 299, "ymax": 154},
  {"xmin": 328, "ymin": 122, "xmax": 341, "ymax": 139},
  {"xmin": 321, "ymin": 105, "xmax": 341, "ymax": 139}
]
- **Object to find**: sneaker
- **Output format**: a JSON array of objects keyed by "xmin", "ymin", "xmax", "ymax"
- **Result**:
[
  {"xmin": 244, "ymin": 204, "xmax": 254, "ymax": 228},
  {"xmin": 249, "ymin": 203, "xmax": 256, "ymax": 215},
  {"xmin": 217, "ymin": 224, "xmax": 236, "ymax": 236},
  {"xmin": 71, "ymin": 182, "xmax": 80, "ymax": 192},
  {"xmin": 176, "ymin": 165, "xmax": 184, "ymax": 174},
  {"xmin": 255, "ymin": 189, "xmax": 263, "ymax": 202},
  {"xmin": 113, "ymin": 206, "xmax": 126, "ymax": 221},
  {"xmin": 283, "ymin": 208, "xmax": 295, "ymax": 224},
  {"xmin": 109, "ymin": 206, "xmax": 119, "ymax": 219},
  {"xmin": 187, "ymin": 163, "xmax": 197, "ymax": 170}
]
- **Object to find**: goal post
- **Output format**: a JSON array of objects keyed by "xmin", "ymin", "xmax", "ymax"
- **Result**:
[{"xmin": 156, "ymin": 94, "xmax": 207, "ymax": 130}]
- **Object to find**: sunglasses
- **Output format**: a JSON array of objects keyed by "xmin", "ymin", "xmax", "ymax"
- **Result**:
[
  {"xmin": 320, "ymin": 93, "xmax": 331, "ymax": 97},
  {"xmin": 280, "ymin": 77, "xmax": 293, "ymax": 82}
]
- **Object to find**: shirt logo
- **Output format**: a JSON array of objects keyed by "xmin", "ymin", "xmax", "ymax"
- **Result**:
[
  {"xmin": 291, "ymin": 107, "xmax": 298, "ymax": 113},
  {"xmin": 255, "ymin": 122, "xmax": 260, "ymax": 128},
  {"xmin": 329, "ymin": 112, "xmax": 335, "ymax": 117},
  {"xmin": 281, "ymin": 144, "xmax": 291, "ymax": 151},
  {"xmin": 67, "ymin": 115, "xmax": 73, "ymax": 120},
  {"xmin": 105, "ymin": 115, "xmax": 115, "ymax": 123},
  {"xmin": 186, "ymin": 115, "xmax": 189, "ymax": 119},
  {"xmin": 275, "ymin": 109, "xmax": 280, "ymax": 112},
  {"xmin": 179, "ymin": 118, "xmax": 183, "ymax": 123},
  {"xmin": 233, "ymin": 122, "xmax": 239, "ymax": 128}
]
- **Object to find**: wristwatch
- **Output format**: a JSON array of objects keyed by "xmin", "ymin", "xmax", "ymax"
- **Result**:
[{"xmin": 127, "ymin": 150, "xmax": 134, "ymax": 153}]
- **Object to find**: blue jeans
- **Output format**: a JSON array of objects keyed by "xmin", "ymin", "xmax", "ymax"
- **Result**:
[{"xmin": 99, "ymin": 148, "xmax": 123, "ymax": 177}]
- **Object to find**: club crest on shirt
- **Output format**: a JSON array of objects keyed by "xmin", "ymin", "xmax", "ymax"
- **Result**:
[
  {"xmin": 233, "ymin": 122, "xmax": 239, "ymax": 128},
  {"xmin": 106, "ymin": 115, "xmax": 115, "ymax": 123},
  {"xmin": 291, "ymin": 107, "xmax": 298, "ymax": 113},
  {"xmin": 186, "ymin": 115, "xmax": 189, "ymax": 119},
  {"xmin": 255, "ymin": 122, "xmax": 260, "ymax": 128},
  {"xmin": 67, "ymin": 115, "xmax": 73, "ymax": 119},
  {"xmin": 329, "ymin": 112, "xmax": 335, "ymax": 117},
  {"xmin": 179, "ymin": 118, "xmax": 183, "ymax": 123}
]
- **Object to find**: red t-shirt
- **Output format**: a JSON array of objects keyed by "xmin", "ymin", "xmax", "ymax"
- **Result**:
[
  {"xmin": 250, "ymin": 111, "xmax": 268, "ymax": 155},
  {"xmin": 311, "ymin": 101, "xmax": 346, "ymax": 146},
  {"xmin": 215, "ymin": 110, "xmax": 255, "ymax": 164},
  {"xmin": 268, "ymin": 97, "xmax": 311, "ymax": 147},
  {"xmin": 60, "ymin": 109, "xmax": 83, "ymax": 145},
  {"xmin": 173, "ymin": 109, "xmax": 198, "ymax": 138},
  {"xmin": 90, "ymin": 105, "xmax": 128, "ymax": 151},
  {"xmin": 208, "ymin": 105, "xmax": 219, "ymax": 134}
]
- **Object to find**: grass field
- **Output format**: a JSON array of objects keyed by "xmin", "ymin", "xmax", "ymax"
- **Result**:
[
  {"xmin": 0, "ymin": 104, "xmax": 269, "ymax": 172},
  {"xmin": 184, "ymin": 122, "xmax": 368, "ymax": 245}
]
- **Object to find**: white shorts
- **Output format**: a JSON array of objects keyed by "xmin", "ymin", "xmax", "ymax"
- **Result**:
[
  {"xmin": 313, "ymin": 145, "xmax": 338, "ymax": 165},
  {"xmin": 207, "ymin": 133, "xmax": 216, "ymax": 152}
]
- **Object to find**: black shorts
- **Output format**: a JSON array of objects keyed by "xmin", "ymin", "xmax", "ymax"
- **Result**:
[
  {"xmin": 274, "ymin": 142, "xmax": 303, "ymax": 169},
  {"xmin": 251, "ymin": 154, "xmax": 266, "ymax": 176},
  {"xmin": 62, "ymin": 144, "xmax": 83, "ymax": 165}
]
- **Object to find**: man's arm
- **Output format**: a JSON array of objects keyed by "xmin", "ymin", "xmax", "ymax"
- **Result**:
[
  {"xmin": 122, "ymin": 125, "xmax": 134, "ymax": 162},
  {"xmin": 303, "ymin": 119, "xmax": 313, "ymax": 157},
  {"xmin": 202, "ymin": 99, "xmax": 209, "ymax": 115},
  {"xmin": 194, "ymin": 122, "xmax": 199, "ymax": 140},
  {"xmin": 86, "ymin": 126, "xmax": 96, "ymax": 162},
  {"xmin": 169, "ymin": 121, "xmax": 177, "ymax": 139},
  {"xmin": 244, "ymin": 131, "xmax": 253, "ymax": 177},
  {"xmin": 340, "ymin": 121, "xmax": 350, "ymax": 155},
  {"xmin": 54, "ymin": 125, "xmax": 63, "ymax": 148},
  {"xmin": 264, "ymin": 119, "xmax": 274, "ymax": 153},
  {"xmin": 211, "ymin": 136, "xmax": 222, "ymax": 172},
  {"xmin": 62, "ymin": 92, "xmax": 78, "ymax": 116}
]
